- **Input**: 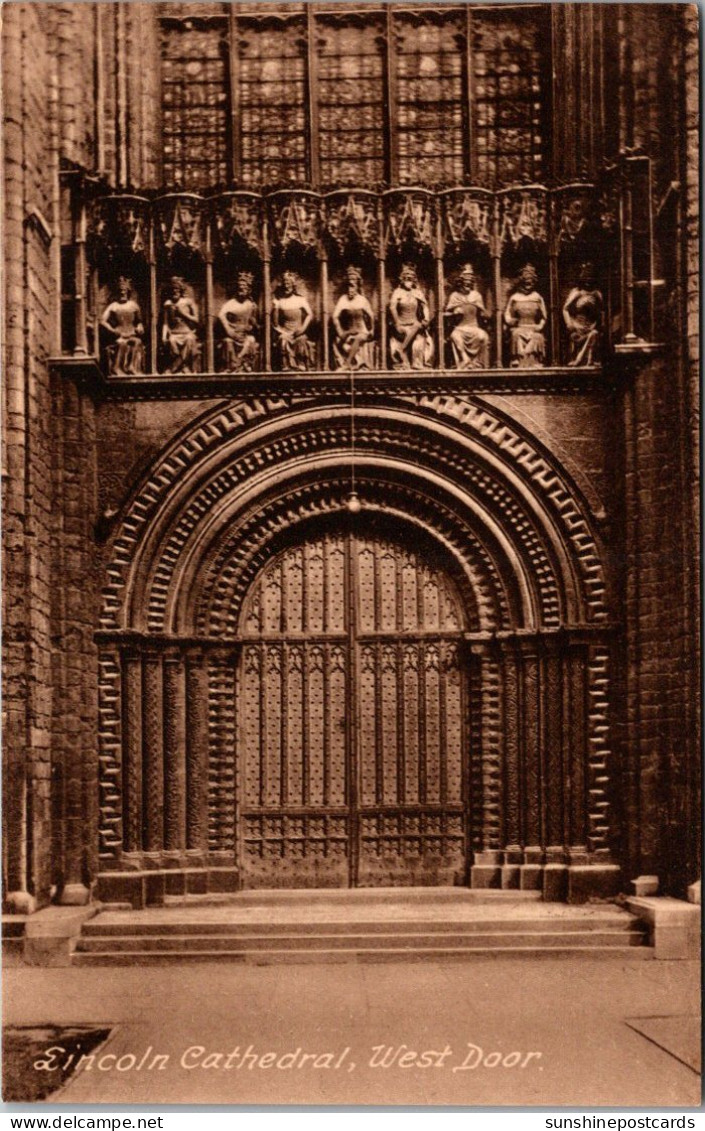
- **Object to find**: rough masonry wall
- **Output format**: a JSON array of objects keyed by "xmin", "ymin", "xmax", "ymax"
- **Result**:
[
  {"xmin": 620, "ymin": 6, "xmax": 700, "ymax": 894},
  {"xmin": 3, "ymin": 4, "xmax": 56, "ymax": 907},
  {"xmin": 48, "ymin": 2, "xmax": 162, "ymax": 187},
  {"xmin": 2, "ymin": 2, "xmax": 165, "ymax": 908}
]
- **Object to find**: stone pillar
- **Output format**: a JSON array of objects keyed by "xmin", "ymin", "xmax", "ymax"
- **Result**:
[
  {"xmin": 186, "ymin": 651, "xmax": 210, "ymax": 858},
  {"xmin": 551, "ymin": 4, "xmax": 607, "ymax": 180},
  {"xmin": 470, "ymin": 643, "xmax": 502, "ymax": 889},
  {"xmin": 122, "ymin": 652, "xmax": 143, "ymax": 858},
  {"xmin": 142, "ymin": 653, "xmax": 164, "ymax": 857},
  {"xmin": 3, "ymin": 4, "xmax": 56, "ymax": 913},
  {"xmin": 542, "ymin": 637, "xmax": 566, "ymax": 863},
  {"xmin": 163, "ymin": 653, "xmax": 188, "ymax": 860}
]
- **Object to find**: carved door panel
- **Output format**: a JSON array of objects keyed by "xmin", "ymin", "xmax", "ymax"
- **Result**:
[
  {"xmin": 237, "ymin": 526, "xmax": 467, "ymax": 888},
  {"xmin": 354, "ymin": 535, "xmax": 467, "ymax": 886}
]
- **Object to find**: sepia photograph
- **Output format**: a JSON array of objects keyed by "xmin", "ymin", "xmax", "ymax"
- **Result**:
[{"xmin": 1, "ymin": 0, "xmax": 701, "ymax": 1111}]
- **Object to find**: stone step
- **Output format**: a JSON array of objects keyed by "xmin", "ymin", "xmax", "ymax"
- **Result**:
[
  {"xmin": 72, "ymin": 943, "xmax": 655, "ymax": 966},
  {"xmin": 81, "ymin": 915, "xmax": 642, "ymax": 938},
  {"xmin": 76, "ymin": 929, "xmax": 647, "ymax": 953},
  {"xmin": 161, "ymin": 888, "xmax": 544, "ymax": 907}
]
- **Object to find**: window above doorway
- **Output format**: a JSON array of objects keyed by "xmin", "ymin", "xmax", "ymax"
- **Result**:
[{"xmin": 158, "ymin": 3, "xmax": 551, "ymax": 192}]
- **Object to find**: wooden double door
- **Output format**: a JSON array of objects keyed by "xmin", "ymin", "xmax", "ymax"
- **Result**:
[{"xmin": 237, "ymin": 522, "xmax": 470, "ymax": 887}]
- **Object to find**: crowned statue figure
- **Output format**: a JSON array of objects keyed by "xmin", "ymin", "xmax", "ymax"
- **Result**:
[
  {"xmin": 100, "ymin": 276, "xmax": 145, "ymax": 376},
  {"xmin": 160, "ymin": 276, "xmax": 200, "ymax": 374},
  {"xmin": 272, "ymin": 270, "xmax": 316, "ymax": 371},
  {"xmin": 217, "ymin": 271, "xmax": 260, "ymax": 373},
  {"xmin": 332, "ymin": 266, "xmax": 375, "ymax": 371},
  {"xmin": 563, "ymin": 262, "xmax": 603, "ymax": 367},
  {"xmin": 388, "ymin": 263, "xmax": 434, "ymax": 371},
  {"xmin": 444, "ymin": 264, "xmax": 490, "ymax": 369},
  {"xmin": 503, "ymin": 264, "xmax": 547, "ymax": 368}
]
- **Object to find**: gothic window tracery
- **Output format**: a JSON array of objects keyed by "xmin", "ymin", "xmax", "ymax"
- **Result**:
[
  {"xmin": 317, "ymin": 17, "xmax": 387, "ymax": 187},
  {"xmin": 157, "ymin": 5, "xmax": 550, "ymax": 192},
  {"xmin": 395, "ymin": 13, "xmax": 466, "ymax": 186},
  {"xmin": 472, "ymin": 8, "xmax": 549, "ymax": 185},
  {"xmin": 160, "ymin": 20, "xmax": 230, "ymax": 190},
  {"xmin": 237, "ymin": 18, "xmax": 308, "ymax": 186}
]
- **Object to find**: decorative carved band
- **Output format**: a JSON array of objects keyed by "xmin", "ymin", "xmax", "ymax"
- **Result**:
[
  {"xmin": 100, "ymin": 395, "xmax": 608, "ymax": 639},
  {"xmin": 586, "ymin": 645, "xmax": 613, "ymax": 857},
  {"xmin": 86, "ymin": 183, "xmax": 611, "ymax": 265},
  {"xmin": 207, "ymin": 655, "xmax": 237, "ymax": 857},
  {"xmin": 97, "ymin": 650, "xmax": 123, "ymax": 862},
  {"xmin": 186, "ymin": 656, "xmax": 210, "ymax": 851},
  {"xmin": 163, "ymin": 655, "xmax": 187, "ymax": 854},
  {"xmin": 194, "ymin": 476, "xmax": 503, "ymax": 639},
  {"xmin": 153, "ymin": 194, "xmax": 207, "ymax": 259}
]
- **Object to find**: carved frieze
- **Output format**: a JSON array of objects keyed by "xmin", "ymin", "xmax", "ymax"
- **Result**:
[
  {"xmin": 440, "ymin": 189, "xmax": 493, "ymax": 251},
  {"xmin": 551, "ymin": 183, "xmax": 599, "ymax": 255},
  {"xmin": 154, "ymin": 193, "xmax": 206, "ymax": 259},
  {"xmin": 383, "ymin": 189, "xmax": 436, "ymax": 254},
  {"xmin": 498, "ymin": 187, "xmax": 549, "ymax": 252},
  {"xmin": 211, "ymin": 192, "xmax": 263, "ymax": 258},
  {"xmin": 323, "ymin": 191, "xmax": 379, "ymax": 255},
  {"xmin": 267, "ymin": 191, "xmax": 322, "ymax": 252},
  {"xmin": 87, "ymin": 194, "xmax": 150, "ymax": 264}
]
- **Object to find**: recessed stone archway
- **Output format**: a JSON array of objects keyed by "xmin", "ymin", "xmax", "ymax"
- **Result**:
[{"xmin": 95, "ymin": 395, "xmax": 619, "ymax": 904}]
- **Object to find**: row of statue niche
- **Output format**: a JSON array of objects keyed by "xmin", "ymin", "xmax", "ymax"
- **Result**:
[{"xmin": 99, "ymin": 264, "xmax": 603, "ymax": 376}]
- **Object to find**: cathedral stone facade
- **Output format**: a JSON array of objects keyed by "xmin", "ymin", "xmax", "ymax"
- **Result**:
[{"xmin": 2, "ymin": 3, "xmax": 700, "ymax": 912}]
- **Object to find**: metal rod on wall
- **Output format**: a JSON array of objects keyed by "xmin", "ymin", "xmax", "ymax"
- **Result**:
[
  {"xmin": 148, "ymin": 216, "xmax": 158, "ymax": 372},
  {"xmin": 377, "ymin": 200, "xmax": 386, "ymax": 367},
  {"xmin": 492, "ymin": 201, "xmax": 502, "ymax": 367},
  {"xmin": 263, "ymin": 210, "xmax": 272, "ymax": 371},
  {"xmin": 204, "ymin": 220, "xmax": 214, "ymax": 373},
  {"xmin": 320, "ymin": 250, "xmax": 329, "ymax": 371},
  {"xmin": 435, "ymin": 208, "xmax": 445, "ymax": 369}
]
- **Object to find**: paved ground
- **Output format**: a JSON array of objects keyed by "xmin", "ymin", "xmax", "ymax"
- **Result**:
[{"xmin": 3, "ymin": 956, "xmax": 700, "ymax": 1108}]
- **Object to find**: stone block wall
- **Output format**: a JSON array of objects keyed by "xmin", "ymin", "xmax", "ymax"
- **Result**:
[
  {"xmin": 618, "ymin": 6, "xmax": 700, "ymax": 895},
  {"xmin": 3, "ymin": 4, "xmax": 57, "ymax": 909}
]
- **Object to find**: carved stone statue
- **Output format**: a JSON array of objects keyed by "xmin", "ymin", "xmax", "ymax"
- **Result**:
[
  {"xmin": 160, "ymin": 276, "xmax": 200, "ymax": 374},
  {"xmin": 503, "ymin": 264, "xmax": 547, "ymax": 368},
  {"xmin": 100, "ymin": 276, "xmax": 145, "ymax": 376},
  {"xmin": 217, "ymin": 271, "xmax": 260, "ymax": 373},
  {"xmin": 388, "ymin": 263, "xmax": 434, "ymax": 371},
  {"xmin": 563, "ymin": 263, "xmax": 603, "ymax": 367},
  {"xmin": 272, "ymin": 271, "xmax": 315, "ymax": 371},
  {"xmin": 332, "ymin": 266, "xmax": 375, "ymax": 371},
  {"xmin": 444, "ymin": 264, "xmax": 490, "ymax": 369}
]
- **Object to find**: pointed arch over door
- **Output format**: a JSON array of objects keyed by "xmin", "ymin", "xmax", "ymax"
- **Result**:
[{"xmin": 237, "ymin": 516, "xmax": 470, "ymax": 887}]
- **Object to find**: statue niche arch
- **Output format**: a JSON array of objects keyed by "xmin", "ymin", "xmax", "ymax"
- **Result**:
[{"xmin": 96, "ymin": 396, "xmax": 619, "ymax": 904}]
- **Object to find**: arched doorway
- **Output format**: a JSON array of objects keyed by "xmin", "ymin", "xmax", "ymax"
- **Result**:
[
  {"xmin": 236, "ymin": 516, "xmax": 471, "ymax": 887},
  {"xmin": 96, "ymin": 397, "xmax": 620, "ymax": 905}
]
